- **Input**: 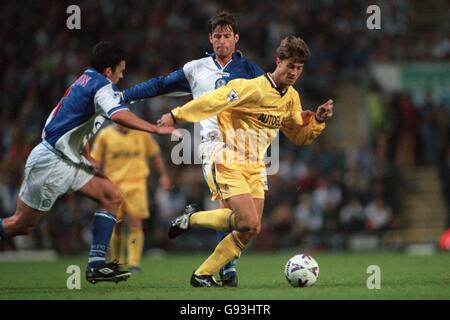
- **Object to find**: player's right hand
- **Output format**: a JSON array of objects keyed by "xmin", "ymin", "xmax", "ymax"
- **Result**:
[
  {"xmin": 157, "ymin": 112, "xmax": 175, "ymax": 127},
  {"xmin": 153, "ymin": 126, "xmax": 183, "ymax": 140}
]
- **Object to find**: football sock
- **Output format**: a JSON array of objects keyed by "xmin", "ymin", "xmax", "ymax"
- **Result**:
[
  {"xmin": 109, "ymin": 226, "xmax": 126, "ymax": 264},
  {"xmin": 88, "ymin": 210, "xmax": 116, "ymax": 268},
  {"xmin": 0, "ymin": 218, "xmax": 4, "ymax": 238},
  {"xmin": 190, "ymin": 208, "xmax": 235, "ymax": 231},
  {"xmin": 216, "ymin": 230, "xmax": 238, "ymax": 275},
  {"xmin": 195, "ymin": 232, "xmax": 245, "ymax": 276},
  {"xmin": 127, "ymin": 227, "xmax": 144, "ymax": 268}
]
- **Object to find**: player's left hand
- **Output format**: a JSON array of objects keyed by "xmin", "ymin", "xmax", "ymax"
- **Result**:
[
  {"xmin": 315, "ymin": 99, "xmax": 334, "ymax": 122},
  {"xmin": 157, "ymin": 113, "xmax": 175, "ymax": 127}
]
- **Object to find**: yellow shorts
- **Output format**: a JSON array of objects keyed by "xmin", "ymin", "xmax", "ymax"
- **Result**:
[
  {"xmin": 204, "ymin": 148, "xmax": 266, "ymax": 200},
  {"xmin": 115, "ymin": 179, "xmax": 149, "ymax": 220}
]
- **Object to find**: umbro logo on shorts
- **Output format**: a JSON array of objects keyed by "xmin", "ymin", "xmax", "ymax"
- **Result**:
[{"xmin": 42, "ymin": 199, "xmax": 52, "ymax": 208}]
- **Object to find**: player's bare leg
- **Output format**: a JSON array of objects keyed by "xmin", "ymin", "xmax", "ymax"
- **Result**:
[
  {"xmin": 77, "ymin": 173, "xmax": 123, "ymax": 213},
  {"xmin": 218, "ymin": 196, "xmax": 264, "ymax": 286},
  {"xmin": 187, "ymin": 194, "xmax": 259, "ymax": 287},
  {"xmin": 226, "ymin": 194, "xmax": 261, "ymax": 242},
  {"xmin": 0, "ymin": 199, "xmax": 44, "ymax": 237},
  {"xmin": 167, "ymin": 193, "xmax": 262, "ymax": 287},
  {"xmin": 77, "ymin": 173, "xmax": 131, "ymax": 284}
]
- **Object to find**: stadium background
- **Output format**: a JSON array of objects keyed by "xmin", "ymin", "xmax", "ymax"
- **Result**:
[{"xmin": 0, "ymin": 0, "xmax": 449, "ymax": 259}]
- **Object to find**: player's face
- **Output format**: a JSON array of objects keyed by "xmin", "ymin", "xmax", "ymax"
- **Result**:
[
  {"xmin": 209, "ymin": 25, "xmax": 239, "ymax": 60},
  {"xmin": 276, "ymin": 58, "xmax": 304, "ymax": 87},
  {"xmin": 108, "ymin": 60, "xmax": 126, "ymax": 84}
]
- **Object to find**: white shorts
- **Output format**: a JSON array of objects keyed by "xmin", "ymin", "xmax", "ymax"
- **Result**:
[
  {"xmin": 19, "ymin": 143, "xmax": 95, "ymax": 212},
  {"xmin": 198, "ymin": 140, "xmax": 224, "ymax": 183}
]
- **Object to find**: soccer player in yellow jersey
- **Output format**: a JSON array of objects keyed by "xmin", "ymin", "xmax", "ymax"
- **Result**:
[
  {"xmin": 158, "ymin": 36, "xmax": 334, "ymax": 287},
  {"xmin": 90, "ymin": 123, "xmax": 170, "ymax": 272}
]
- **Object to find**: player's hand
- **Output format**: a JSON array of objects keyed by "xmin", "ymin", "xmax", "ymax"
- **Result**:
[
  {"xmin": 159, "ymin": 174, "xmax": 171, "ymax": 191},
  {"xmin": 157, "ymin": 113, "xmax": 175, "ymax": 127},
  {"xmin": 315, "ymin": 99, "xmax": 334, "ymax": 122},
  {"xmin": 153, "ymin": 125, "xmax": 183, "ymax": 139},
  {"xmin": 153, "ymin": 125, "xmax": 175, "ymax": 135}
]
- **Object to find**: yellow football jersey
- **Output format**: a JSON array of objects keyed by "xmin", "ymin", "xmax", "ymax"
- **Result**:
[
  {"xmin": 171, "ymin": 74, "xmax": 326, "ymax": 167},
  {"xmin": 91, "ymin": 125, "xmax": 161, "ymax": 183}
]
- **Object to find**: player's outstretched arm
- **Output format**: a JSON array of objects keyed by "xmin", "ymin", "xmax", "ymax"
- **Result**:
[
  {"xmin": 111, "ymin": 109, "xmax": 176, "ymax": 135},
  {"xmin": 121, "ymin": 69, "xmax": 191, "ymax": 103},
  {"xmin": 281, "ymin": 99, "xmax": 334, "ymax": 145},
  {"xmin": 158, "ymin": 79, "xmax": 262, "ymax": 126}
]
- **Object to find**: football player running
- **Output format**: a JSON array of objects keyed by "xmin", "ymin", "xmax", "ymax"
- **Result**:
[{"xmin": 121, "ymin": 11, "xmax": 264, "ymax": 287}]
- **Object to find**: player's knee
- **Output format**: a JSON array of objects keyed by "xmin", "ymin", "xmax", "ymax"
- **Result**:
[
  {"xmin": 129, "ymin": 218, "xmax": 142, "ymax": 230},
  {"xmin": 102, "ymin": 189, "xmax": 123, "ymax": 211},
  {"xmin": 246, "ymin": 221, "xmax": 261, "ymax": 238},
  {"xmin": 112, "ymin": 190, "xmax": 123, "ymax": 208},
  {"xmin": 237, "ymin": 215, "xmax": 259, "ymax": 233}
]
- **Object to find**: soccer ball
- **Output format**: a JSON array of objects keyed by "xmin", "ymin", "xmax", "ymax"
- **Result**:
[{"xmin": 284, "ymin": 254, "xmax": 319, "ymax": 287}]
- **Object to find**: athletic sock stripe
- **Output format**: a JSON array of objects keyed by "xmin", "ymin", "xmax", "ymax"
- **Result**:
[
  {"xmin": 231, "ymin": 232, "xmax": 245, "ymax": 251},
  {"xmin": 95, "ymin": 210, "xmax": 115, "ymax": 216},
  {"xmin": 90, "ymin": 249, "xmax": 107, "ymax": 253},
  {"xmin": 228, "ymin": 212, "xmax": 236, "ymax": 231},
  {"xmin": 95, "ymin": 210, "xmax": 113, "ymax": 215},
  {"xmin": 94, "ymin": 212, "xmax": 117, "ymax": 222},
  {"xmin": 222, "ymin": 268, "xmax": 237, "ymax": 275}
]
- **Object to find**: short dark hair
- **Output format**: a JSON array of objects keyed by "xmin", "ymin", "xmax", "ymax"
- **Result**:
[
  {"xmin": 276, "ymin": 36, "xmax": 310, "ymax": 64},
  {"xmin": 90, "ymin": 41, "xmax": 125, "ymax": 73},
  {"xmin": 208, "ymin": 11, "xmax": 238, "ymax": 34}
]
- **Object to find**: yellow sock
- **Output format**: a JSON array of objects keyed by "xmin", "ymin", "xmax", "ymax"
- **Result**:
[
  {"xmin": 195, "ymin": 232, "xmax": 245, "ymax": 276},
  {"xmin": 108, "ymin": 226, "xmax": 127, "ymax": 264},
  {"xmin": 127, "ymin": 228, "xmax": 144, "ymax": 268},
  {"xmin": 189, "ymin": 208, "xmax": 235, "ymax": 230}
]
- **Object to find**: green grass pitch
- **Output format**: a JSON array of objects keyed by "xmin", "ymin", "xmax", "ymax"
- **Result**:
[{"xmin": 0, "ymin": 251, "xmax": 449, "ymax": 300}]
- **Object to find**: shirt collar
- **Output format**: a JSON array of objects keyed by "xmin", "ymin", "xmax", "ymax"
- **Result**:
[
  {"xmin": 264, "ymin": 73, "xmax": 288, "ymax": 97},
  {"xmin": 86, "ymin": 68, "xmax": 112, "ymax": 83},
  {"xmin": 206, "ymin": 51, "xmax": 243, "ymax": 70}
]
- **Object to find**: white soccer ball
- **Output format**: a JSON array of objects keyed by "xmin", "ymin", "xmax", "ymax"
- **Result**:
[{"xmin": 284, "ymin": 254, "xmax": 319, "ymax": 287}]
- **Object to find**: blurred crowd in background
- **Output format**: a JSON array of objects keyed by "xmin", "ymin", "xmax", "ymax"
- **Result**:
[{"xmin": 1, "ymin": 0, "xmax": 449, "ymax": 254}]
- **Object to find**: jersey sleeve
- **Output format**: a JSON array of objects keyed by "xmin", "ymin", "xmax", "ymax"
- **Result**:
[
  {"xmin": 145, "ymin": 134, "xmax": 161, "ymax": 158},
  {"xmin": 90, "ymin": 130, "xmax": 106, "ymax": 162},
  {"xmin": 94, "ymin": 83, "xmax": 129, "ymax": 118},
  {"xmin": 280, "ymin": 92, "xmax": 326, "ymax": 145},
  {"xmin": 249, "ymin": 60, "xmax": 265, "ymax": 77},
  {"xmin": 122, "ymin": 68, "xmax": 191, "ymax": 103},
  {"xmin": 182, "ymin": 60, "xmax": 195, "ymax": 83},
  {"xmin": 171, "ymin": 79, "xmax": 262, "ymax": 123}
]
